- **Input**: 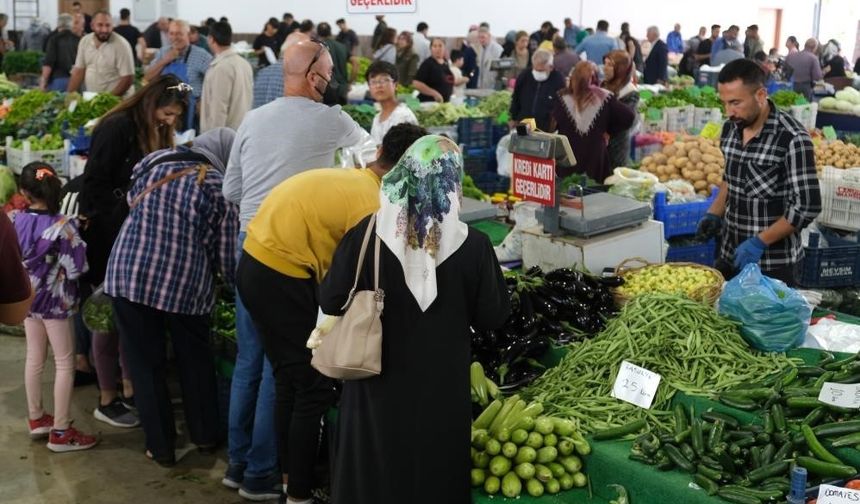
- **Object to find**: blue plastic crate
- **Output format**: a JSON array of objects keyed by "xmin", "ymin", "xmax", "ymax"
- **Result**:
[
  {"xmin": 457, "ymin": 117, "xmax": 494, "ymax": 149},
  {"xmin": 666, "ymin": 239, "xmax": 716, "ymax": 267},
  {"xmin": 472, "ymin": 172, "xmax": 510, "ymax": 195},
  {"xmin": 492, "ymin": 124, "xmax": 508, "ymax": 145},
  {"xmin": 799, "ymin": 228, "xmax": 860, "ymax": 288},
  {"xmin": 653, "ymin": 188, "xmax": 719, "ymax": 239},
  {"xmin": 463, "ymin": 147, "xmax": 496, "ymax": 176},
  {"xmin": 766, "ymin": 80, "xmax": 793, "ymax": 95}
]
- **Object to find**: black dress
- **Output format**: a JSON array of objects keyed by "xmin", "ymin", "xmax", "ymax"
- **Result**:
[
  {"xmin": 414, "ymin": 58, "xmax": 455, "ymax": 102},
  {"xmin": 319, "ymin": 217, "xmax": 510, "ymax": 504}
]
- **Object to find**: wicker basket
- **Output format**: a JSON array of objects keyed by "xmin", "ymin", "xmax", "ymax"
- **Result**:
[{"xmin": 612, "ymin": 257, "xmax": 725, "ymax": 306}]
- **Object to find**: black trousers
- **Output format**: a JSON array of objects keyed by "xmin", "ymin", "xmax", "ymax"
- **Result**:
[
  {"xmin": 112, "ymin": 296, "xmax": 219, "ymax": 462},
  {"xmin": 237, "ymin": 253, "xmax": 337, "ymax": 499}
]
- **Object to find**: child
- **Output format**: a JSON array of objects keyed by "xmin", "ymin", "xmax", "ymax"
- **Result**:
[
  {"xmin": 366, "ymin": 60, "xmax": 418, "ymax": 148},
  {"xmin": 11, "ymin": 162, "xmax": 97, "ymax": 453},
  {"xmin": 449, "ymin": 49, "xmax": 470, "ymax": 99}
]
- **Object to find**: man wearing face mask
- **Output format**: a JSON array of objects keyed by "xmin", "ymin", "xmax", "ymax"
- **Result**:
[
  {"xmin": 696, "ymin": 59, "xmax": 820, "ymax": 285},
  {"xmin": 509, "ymin": 49, "xmax": 565, "ymax": 131},
  {"xmin": 222, "ymin": 32, "xmax": 368, "ymax": 501}
]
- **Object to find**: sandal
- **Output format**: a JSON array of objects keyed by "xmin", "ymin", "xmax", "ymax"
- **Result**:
[{"xmin": 145, "ymin": 449, "xmax": 176, "ymax": 467}]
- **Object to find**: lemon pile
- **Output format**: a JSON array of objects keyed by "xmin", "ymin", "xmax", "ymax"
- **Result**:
[{"xmin": 617, "ymin": 264, "xmax": 722, "ymax": 300}]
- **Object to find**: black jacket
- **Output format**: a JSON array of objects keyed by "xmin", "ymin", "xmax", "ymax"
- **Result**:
[
  {"xmin": 510, "ymin": 69, "xmax": 566, "ymax": 132},
  {"xmin": 78, "ymin": 113, "xmax": 145, "ymax": 285},
  {"xmin": 644, "ymin": 39, "xmax": 669, "ymax": 84}
]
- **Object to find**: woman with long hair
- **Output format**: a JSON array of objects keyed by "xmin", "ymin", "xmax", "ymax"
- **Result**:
[
  {"xmin": 76, "ymin": 74, "xmax": 189, "ymax": 428},
  {"xmin": 551, "ymin": 61, "xmax": 635, "ymax": 182},
  {"xmin": 602, "ymin": 50, "xmax": 640, "ymax": 169},
  {"xmin": 395, "ymin": 31, "xmax": 419, "ymax": 85},
  {"xmin": 373, "ymin": 28, "xmax": 397, "ymax": 64}
]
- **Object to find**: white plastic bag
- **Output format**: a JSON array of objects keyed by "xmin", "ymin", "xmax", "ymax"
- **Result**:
[
  {"xmin": 496, "ymin": 132, "xmax": 513, "ymax": 177},
  {"xmin": 605, "ymin": 167, "xmax": 660, "ymax": 202}
]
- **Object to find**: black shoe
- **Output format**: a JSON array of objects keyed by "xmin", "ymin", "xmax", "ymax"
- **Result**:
[{"xmin": 74, "ymin": 370, "xmax": 97, "ymax": 387}]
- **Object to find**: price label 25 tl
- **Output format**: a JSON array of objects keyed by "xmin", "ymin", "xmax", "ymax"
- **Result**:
[{"xmin": 612, "ymin": 361, "xmax": 662, "ymax": 409}]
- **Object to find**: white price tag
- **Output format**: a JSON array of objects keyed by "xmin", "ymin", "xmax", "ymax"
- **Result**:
[
  {"xmin": 818, "ymin": 484, "xmax": 860, "ymax": 504},
  {"xmin": 818, "ymin": 382, "xmax": 860, "ymax": 409},
  {"xmin": 611, "ymin": 361, "xmax": 662, "ymax": 409}
]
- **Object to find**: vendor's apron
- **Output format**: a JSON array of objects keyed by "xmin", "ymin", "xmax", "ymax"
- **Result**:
[{"xmin": 161, "ymin": 49, "xmax": 196, "ymax": 131}]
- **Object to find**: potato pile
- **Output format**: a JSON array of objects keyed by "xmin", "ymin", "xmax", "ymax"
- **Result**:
[
  {"xmin": 814, "ymin": 140, "xmax": 860, "ymax": 171},
  {"xmin": 639, "ymin": 136, "xmax": 725, "ymax": 196}
]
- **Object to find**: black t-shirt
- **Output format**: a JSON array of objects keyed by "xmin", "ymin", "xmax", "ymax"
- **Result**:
[
  {"xmin": 114, "ymin": 25, "xmax": 142, "ymax": 64},
  {"xmin": 44, "ymin": 30, "xmax": 80, "ymax": 79},
  {"xmin": 143, "ymin": 22, "xmax": 162, "ymax": 49},
  {"xmin": 253, "ymin": 33, "xmax": 280, "ymax": 67},
  {"xmin": 336, "ymin": 29, "xmax": 359, "ymax": 55},
  {"xmin": 825, "ymin": 57, "xmax": 846, "ymax": 78},
  {"xmin": 414, "ymin": 58, "xmax": 454, "ymax": 102},
  {"xmin": 697, "ymin": 38, "xmax": 713, "ymax": 65}
]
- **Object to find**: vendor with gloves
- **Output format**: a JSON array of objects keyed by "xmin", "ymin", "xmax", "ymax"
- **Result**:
[{"xmin": 696, "ymin": 59, "xmax": 820, "ymax": 285}]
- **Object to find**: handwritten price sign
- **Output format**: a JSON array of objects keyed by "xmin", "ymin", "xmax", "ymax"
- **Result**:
[
  {"xmin": 818, "ymin": 484, "xmax": 860, "ymax": 504},
  {"xmin": 612, "ymin": 361, "xmax": 662, "ymax": 409},
  {"xmin": 818, "ymin": 382, "xmax": 860, "ymax": 409}
]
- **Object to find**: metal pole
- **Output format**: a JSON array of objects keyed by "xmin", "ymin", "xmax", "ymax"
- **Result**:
[{"xmin": 812, "ymin": 0, "xmax": 822, "ymax": 40}]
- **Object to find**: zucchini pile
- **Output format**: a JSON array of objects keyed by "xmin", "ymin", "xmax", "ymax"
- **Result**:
[
  {"xmin": 630, "ymin": 351, "xmax": 860, "ymax": 503},
  {"xmin": 471, "ymin": 396, "xmax": 591, "ymax": 498}
]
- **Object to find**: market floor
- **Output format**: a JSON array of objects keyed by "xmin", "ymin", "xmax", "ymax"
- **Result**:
[{"xmin": 0, "ymin": 333, "xmax": 259, "ymax": 504}]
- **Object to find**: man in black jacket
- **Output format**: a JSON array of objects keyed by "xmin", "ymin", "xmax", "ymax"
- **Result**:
[
  {"xmin": 509, "ymin": 49, "xmax": 565, "ymax": 132},
  {"xmin": 644, "ymin": 26, "xmax": 668, "ymax": 84}
]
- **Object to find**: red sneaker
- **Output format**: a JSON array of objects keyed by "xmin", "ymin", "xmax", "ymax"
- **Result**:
[
  {"xmin": 46, "ymin": 426, "xmax": 98, "ymax": 453},
  {"xmin": 28, "ymin": 413, "xmax": 54, "ymax": 439}
]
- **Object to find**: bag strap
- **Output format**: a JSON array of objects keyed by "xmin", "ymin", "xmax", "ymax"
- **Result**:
[
  {"xmin": 129, "ymin": 164, "xmax": 209, "ymax": 209},
  {"xmin": 341, "ymin": 214, "xmax": 377, "ymax": 311}
]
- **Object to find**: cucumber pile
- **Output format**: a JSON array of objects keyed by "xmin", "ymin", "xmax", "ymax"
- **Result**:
[
  {"xmin": 471, "ymin": 396, "xmax": 591, "ymax": 498},
  {"xmin": 630, "ymin": 351, "xmax": 860, "ymax": 503}
]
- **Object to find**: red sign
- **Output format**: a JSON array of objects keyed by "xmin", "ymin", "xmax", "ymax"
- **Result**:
[{"xmin": 511, "ymin": 153, "xmax": 556, "ymax": 206}]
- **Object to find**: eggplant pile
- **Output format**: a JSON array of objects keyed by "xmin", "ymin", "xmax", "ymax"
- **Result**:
[{"xmin": 472, "ymin": 266, "xmax": 620, "ymax": 390}]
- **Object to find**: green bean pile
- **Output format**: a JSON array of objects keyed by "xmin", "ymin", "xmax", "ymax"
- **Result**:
[{"xmin": 522, "ymin": 293, "xmax": 800, "ymax": 434}]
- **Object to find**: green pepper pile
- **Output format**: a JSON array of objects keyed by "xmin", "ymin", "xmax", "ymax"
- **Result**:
[{"xmin": 342, "ymin": 104, "xmax": 376, "ymax": 132}]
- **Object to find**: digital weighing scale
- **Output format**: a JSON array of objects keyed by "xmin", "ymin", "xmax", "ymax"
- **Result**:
[{"xmin": 509, "ymin": 131, "xmax": 652, "ymax": 237}]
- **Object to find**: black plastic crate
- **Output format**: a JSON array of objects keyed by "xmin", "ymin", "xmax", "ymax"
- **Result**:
[
  {"xmin": 457, "ymin": 117, "xmax": 494, "ymax": 149},
  {"xmin": 799, "ymin": 228, "xmax": 860, "ymax": 288}
]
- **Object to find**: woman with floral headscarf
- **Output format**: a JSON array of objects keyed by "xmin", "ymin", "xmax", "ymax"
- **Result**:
[
  {"xmin": 551, "ymin": 60, "xmax": 635, "ymax": 182},
  {"xmin": 320, "ymin": 135, "xmax": 510, "ymax": 504}
]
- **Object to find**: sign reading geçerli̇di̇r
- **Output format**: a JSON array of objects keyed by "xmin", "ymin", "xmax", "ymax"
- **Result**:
[
  {"xmin": 346, "ymin": 0, "xmax": 417, "ymax": 14},
  {"xmin": 511, "ymin": 153, "xmax": 556, "ymax": 207}
]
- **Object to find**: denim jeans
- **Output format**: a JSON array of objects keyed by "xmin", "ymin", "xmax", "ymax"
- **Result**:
[{"xmin": 227, "ymin": 233, "xmax": 278, "ymax": 479}]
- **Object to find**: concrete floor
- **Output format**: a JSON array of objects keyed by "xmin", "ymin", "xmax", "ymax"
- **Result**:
[{"xmin": 0, "ymin": 333, "xmax": 262, "ymax": 504}]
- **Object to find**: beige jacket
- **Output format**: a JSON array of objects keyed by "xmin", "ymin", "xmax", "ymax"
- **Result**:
[{"xmin": 200, "ymin": 48, "xmax": 253, "ymax": 132}]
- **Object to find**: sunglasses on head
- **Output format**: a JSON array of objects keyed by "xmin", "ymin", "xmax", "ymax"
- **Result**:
[{"xmin": 166, "ymin": 82, "xmax": 193, "ymax": 94}]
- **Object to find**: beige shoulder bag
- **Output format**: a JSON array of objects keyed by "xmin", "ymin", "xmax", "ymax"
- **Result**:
[{"xmin": 311, "ymin": 215, "xmax": 384, "ymax": 380}]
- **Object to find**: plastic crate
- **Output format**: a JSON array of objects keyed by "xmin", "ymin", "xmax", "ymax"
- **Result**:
[
  {"xmin": 62, "ymin": 126, "xmax": 92, "ymax": 154},
  {"xmin": 653, "ymin": 187, "xmax": 719, "ymax": 239},
  {"xmin": 5, "ymin": 137, "xmax": 70, "ymax": 177},
  {"xmin": 463, "ymin": 147, "xmax": 496, "ymax": 177},
  {"xmin": 818, "ymin": 167, "xmax": 860, "ymax": 232},
  {"xmin": 766, "ymin": 80, "xmax": 793, "ymax": 95},
  {"xmin": 666, "ymin": 238, "xmax": 716, "ymax": 267},
  {"xmin": 492, "ymin": 124, "xmax": 508, "ymax": 145},
  {"xmin": 798, "ymin": 228, "xmax": 860, "ymax": 288},
  {"xmin": 472, "ymin": 172, "xmax": 511, "ymax": 195},
  {"xmin": 457, "ymin": 117, "xmax": 494, "ymax": 149}
]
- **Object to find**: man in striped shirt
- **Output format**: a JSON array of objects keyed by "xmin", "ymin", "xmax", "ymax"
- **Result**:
[
  {"xmin": 697, "ymin": 59, "xmax": 820, "ymax": 285},
  {"xmin": 105, "ymin": 128, "xmax": 239, "ymax": 466}
]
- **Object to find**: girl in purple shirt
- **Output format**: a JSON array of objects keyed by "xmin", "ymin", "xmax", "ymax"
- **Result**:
[{"xmin": 11, "ymin": 162, "xmax": 97, "ymax": 452}]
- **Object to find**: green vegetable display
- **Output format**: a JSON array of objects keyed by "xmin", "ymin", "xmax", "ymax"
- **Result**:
[
  {"xmin": 415, "ymin": 103, "xmax": 482, "ymax": 127},
  {"xmin": 0, "ymin": 165, "xmax": 16, "ymax": 205},
  {"xmin": 354, "ymin": 57, "xmax": 372, "ymax": 83},
  {"xmin": 11, "ymin": 133, "xmax": 64, "ymax": 150},
  {"xmin": 474, "ymin": 91, "xmax": 513, "ymax": 122},
  {"xmin": 3, "ymin": 90, "xmax": 57, "ymax": 126},
  {"xmin": 770, "ymin": 89, "xmax": 804, "ymax": 108},
  {"xmin": 472, "ymin": 397, "xmax": 590, "ymax": 498},
  {"xmin": 53, "ymin": 92, "xmax": 121, "ymax": 132},
  {"xmin": 342, "ymin": 103, "xmax": 376, "ymax": 132},
  {"xmin": 0, "ymin": 73, "xmax": 21, "ymax": 99},
  {"xmin": 2, "ymin": 51, "xmax": 43, "ymax": 75},
  {"xmin": 522, "ymin": 293, "xmax": 798, "ymax": 434}
]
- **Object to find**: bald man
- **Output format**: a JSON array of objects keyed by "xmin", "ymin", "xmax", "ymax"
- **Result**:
[{"xmin": 222, "ymin": 34, "xmax": 368, "ymax": 501}]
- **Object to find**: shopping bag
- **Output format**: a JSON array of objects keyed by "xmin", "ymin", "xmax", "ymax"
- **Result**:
[{"xmin": 718, "ymin": 264, "xmax": 812, "ymax": 352}]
